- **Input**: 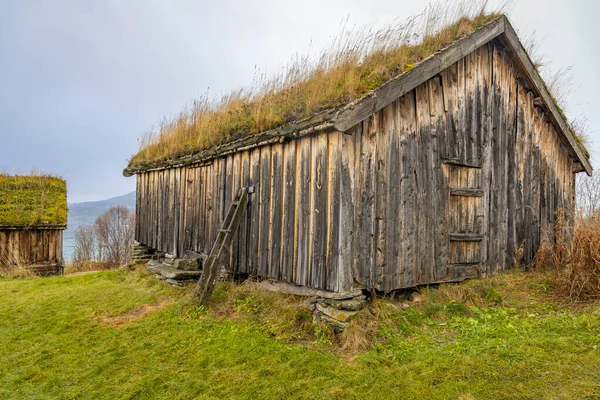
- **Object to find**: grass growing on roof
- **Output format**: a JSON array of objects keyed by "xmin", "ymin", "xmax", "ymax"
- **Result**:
[
  {"xmin": 0, "ymin": 174, "xmax": 67, "ymax": 227},
  {"xmin": 1, "ymin": 269, "xmax": 600, "ymax": 399},
  {"xmin": 130, "ymin": 2, "xmax": 502, "ymax": 167}
]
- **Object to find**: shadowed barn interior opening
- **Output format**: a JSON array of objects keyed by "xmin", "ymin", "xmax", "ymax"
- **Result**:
[{"xmin": 124, "ymin": 15, "xmax": 591, "ymax": 295}]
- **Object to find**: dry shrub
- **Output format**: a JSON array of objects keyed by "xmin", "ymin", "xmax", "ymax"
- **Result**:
[
  {"xmin": 422, "ymin": 284, "xmax": 489, "ymax": 307},
  {"xmin": 535, "ymin": 209, "xmax": 600, "ymax": 302},
  {"xmin": 130, "ymin": 1, "xmax": 506, "ymax": 167},
  {"xmin": 337, "ymin": 295, "xmax": 397, "ymax": 357},
  {"xmin": 0, "ymin": 244, "xmax": 34, "ymax": 278}
]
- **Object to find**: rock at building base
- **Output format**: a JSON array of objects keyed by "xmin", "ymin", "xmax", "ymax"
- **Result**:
[
  {"xmin": 318, "ymin": 297, "xmax": 367, "ymax": 311},
  {"xmin": 132, "ymin": 242, "xmax": 156, "ymax": 261},
  {"xmin": 315, "ymin": 303, "xmax": 357, "ymax": 322},
  {"xmin": 147, "ymin": 264, "xmax": 201, "ymax": 280},
  {"xmin": 408, "ymin": 291, "xmax": 422, "ymax": 303},
  {"xmin": 174, "ymin": 258, "xmax": 200, "ymax": 271},
  {"xmin": 314, "ymin": 313, "xmax": 348, "ymax": 333},
  {"xmin": 162, "ymin": 258, "xmax": 175, "ymax": 266},
  {"xmin": 311, "ymin": 292, "xmax": 368, "ymax": 332}
]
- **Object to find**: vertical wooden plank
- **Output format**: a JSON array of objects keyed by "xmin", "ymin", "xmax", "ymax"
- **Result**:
[
  {"xmin": 258, "ymin": 147, "xmax": 272, "ymax": 278},
  {"xmin": 180, "ymin": 167, "xmax": 186, "ymax": 256},
  {"xmin": 384, "ymin": 101, "xmax": 400, "ymax": 291},
  {"xmin": 295, "ymin": 136, "xmax": 312, "ymax": 287},
  {"xmin": 374, "ymin": 109, "xmax": 388, "ymax": 291},
  {"xmin": 415, "ymin": 82, "xmax": 433, "ymax": 285},
  {"xmin": 173, "ymin": 168, "xmax": 181, "ymax": 256},
  {"xmin": 204, "ymin": 164, "xmax": 213, "ymax": 255},
  {"xmin": 281, "ymin": 140, "xmax": 297, "ymax": 283},
  {"xmin": 145, "ymin": 172, "xmax": 150, "ymax": 247},
  {"xmin": 231, "ymin": 152, "xmax": 242, "ymax": 273},
  {"xmin": 428, "ymin": 76, "xmax": 448, "ymax": 281},
  {"xmin": 198, "ymin": 166, "xmax": 207, "ymax": 254},
  {"xmin": 157, "ymin": 171, "xmax": 163, "ymax": 251},
  {"xmin": 223, "ymin": 156, "xmax": 234, "ymax": 268},
  {"xmin": 326, "ymin": 131, "xmax": 342, "ymax": 292},
  {"xmin": 269, "ymin": 142, "xmax": 284, "ymax": 281},
  {"xmin": 398, "ymin": 90, "xmax": 418, "ymax": 288},
  {"xmin": 311, "ymin": 133, "xmax": 329, "ymax": 289},
  {"xmin": 485, "ymin": 42, "xmax": 499, "ymax": 275},
  {"xmin": 339, "ymin": 125, "xmax": 357, "ymax": 293},
  {"xmin": 498, "ymin": 45, "xmax": 510, "ymax": 272},
  {"xmin": 248, "ymin": 148, "xmax": 261, "ymax": 275},
  {"xmin": 183, "ymin": 167, "xmax": 192, "ymax": 253},
  {"xmin": 239, "ymin": 151, "xmax": 251, "ymax": 274},
  {"xmin": 357, "ymin": 116, "xmax": 377, "ymax": 289}
]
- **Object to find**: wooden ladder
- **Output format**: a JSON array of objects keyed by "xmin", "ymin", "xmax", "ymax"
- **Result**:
[{"xmin": 195, "ymin": 187, "xmax": 249, "ymax": 306}]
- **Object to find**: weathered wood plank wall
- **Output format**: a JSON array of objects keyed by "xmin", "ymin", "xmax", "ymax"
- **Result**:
[
  {"xmin": 136, "ymin": 131, "xmax": 346, "ymax": 292},
  {"xmin": 135, "ymin": 38, "xmax": 578, "ymax": 293},
  {"xmin": 0, "ymin": 229, "xmax": 63, "ymax": 266},
  {"xmin": 344, "ymin": 39, "xmax": 576, "ymax": 291}
]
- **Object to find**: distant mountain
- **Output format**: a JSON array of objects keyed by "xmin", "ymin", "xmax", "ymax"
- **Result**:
[{"xmin": 70, "ymin": 191, "xmax": 136, "ymax": 208}]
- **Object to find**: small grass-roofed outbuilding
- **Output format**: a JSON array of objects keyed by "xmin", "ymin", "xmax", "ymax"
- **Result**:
[
  {"xmin": 0, "ymin": 174, "xmax": 67, "ymax": 276},
  {"xmin": 124, "ymin": 13, "xmax": 591, "ymax": 294}
]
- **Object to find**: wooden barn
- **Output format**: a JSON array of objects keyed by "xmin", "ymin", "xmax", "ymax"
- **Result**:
[
  {"xmin": 124, "ymin": 15, "xmax": 591, "ymax": 294},
  {"xmin": 0, "ymin": 175, "xmax": 67, "ymax": 276}
]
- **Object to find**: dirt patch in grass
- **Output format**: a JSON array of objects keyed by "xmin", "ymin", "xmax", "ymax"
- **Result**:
[{"xmin": 100, "ymin": 298, "xmax": 174, "ymax": 328}]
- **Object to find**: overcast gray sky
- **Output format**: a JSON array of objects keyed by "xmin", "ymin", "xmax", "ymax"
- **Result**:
[{"xmin": 1, "ymin": 0, "xmax": 598, "ymax": 202}]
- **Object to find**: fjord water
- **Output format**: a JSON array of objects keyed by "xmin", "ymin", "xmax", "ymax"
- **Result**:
[
  {"xmin": 63, "ymin": 192, "xmax": 135, "ymax": 262},
  {"xmin": 63, "ymin": 206, "xmax": 111, "ymax": 261}
]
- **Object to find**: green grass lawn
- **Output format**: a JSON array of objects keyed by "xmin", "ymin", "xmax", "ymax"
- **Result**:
[{"xmin": 1, "ymin": 269, "xmax": 599, "ymax": 399}]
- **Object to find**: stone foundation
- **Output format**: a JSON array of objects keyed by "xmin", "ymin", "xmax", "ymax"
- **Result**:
[
  {"xmin": 256, "ymin": 280, "xmax": 368, "ymax": 332},
  {"xmin": 132, "ymin": 241, "xmax": 156, "ymax": 261},
  {"xmin": 309, "ymin": 295, "xmax": 368, "ymax": 332},
  {"xmin": 146, "ymin": 250, "xmax": 203, "ymax": 287}
]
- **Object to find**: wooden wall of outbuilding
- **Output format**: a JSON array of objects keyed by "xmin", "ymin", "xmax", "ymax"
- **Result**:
[
  {"xmin": 135, "ymin": 38, "xmax": 579, "ymax": 293},
  {"xmin": 343, "ymin": 39, "xmax": 577, "ymax": 291},
  {"xmin": 0, "ymin": 229, "xmax": 63, "ymax": 268},
  {"xmin": 136, "ymin": 131, "xmax": 348, "ymax": 292}
]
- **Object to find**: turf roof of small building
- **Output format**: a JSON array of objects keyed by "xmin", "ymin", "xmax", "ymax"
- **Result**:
[
  {"xmin": 0, "ymin": 174, "xmax": 67, "ymax": 228},
  {"xmin": 126, "ymin": 6, "xmax": 591, "ymax": 175}
]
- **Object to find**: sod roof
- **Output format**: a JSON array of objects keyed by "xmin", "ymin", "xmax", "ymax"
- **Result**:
[
  {"xmin": 0, "ymin": 175, "xmax": 67, "ymax": 228},
  {"xmin": 125, "ymin": 9, "xmax": 591, "ymax": 176}
]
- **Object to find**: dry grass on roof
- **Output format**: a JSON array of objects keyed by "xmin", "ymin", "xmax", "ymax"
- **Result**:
[
  {"xmin": 0, "ymin": 173, "xmax": 67, "ymax": 227},
  {"xmin": 129, "ymin": 2, "xmax": 504, "ymax": 168}
]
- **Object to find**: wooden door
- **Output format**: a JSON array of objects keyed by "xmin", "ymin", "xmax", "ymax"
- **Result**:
[{"xmin": 443, "ymin": 163, "xmax": 485, "ymax": 280}]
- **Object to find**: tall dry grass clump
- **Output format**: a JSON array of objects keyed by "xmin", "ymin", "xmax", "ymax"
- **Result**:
[
  {"xmin": 0, "ymin": 247, "xmax": 35, "ymax": 278},
  {"xmin": 535, "ymin": 174, "xmax": 600, "ymax": 302},
  {"xmin": 130, "ymin": 1, "xmax": 505, "ymax": 167}
]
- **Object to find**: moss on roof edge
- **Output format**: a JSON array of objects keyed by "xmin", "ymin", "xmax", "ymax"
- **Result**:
[{"xmin": 0, "ymin": 175, "xmax": 68, "ymax": 227}]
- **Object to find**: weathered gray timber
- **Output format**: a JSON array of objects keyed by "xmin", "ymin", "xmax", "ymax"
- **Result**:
[{"xmin": 127, "ymin": 16, "xmax": 590, "ymax": 294}]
